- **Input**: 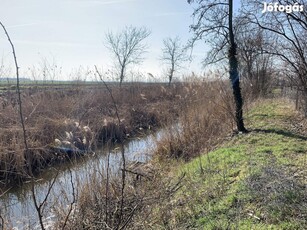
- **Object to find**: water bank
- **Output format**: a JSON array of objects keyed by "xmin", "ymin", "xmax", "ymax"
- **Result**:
[{"xmin": 0, "ymin": 128, "xmax": 165, "ymax": 229}]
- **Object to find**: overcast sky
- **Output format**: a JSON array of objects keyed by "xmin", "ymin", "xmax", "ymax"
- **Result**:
[{"xmin": 0, "ymin": 0, "xmax": 224, "ymax": 81}]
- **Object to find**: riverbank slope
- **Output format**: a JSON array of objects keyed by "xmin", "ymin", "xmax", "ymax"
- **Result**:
[
  {"xmin": 5, "ymin": 96, "xmax": 305, "ymax": 229},
  {"xmin": 152, "ymin": 99, "xmax": 307, "ymax": 229}
]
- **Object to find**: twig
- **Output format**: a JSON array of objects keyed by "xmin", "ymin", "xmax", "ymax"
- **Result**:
[
  {"xmin": 28, "ymin": 100, "xmax": 41, "ymax": 118},
  {"xmin": 105, "ymin": 145, "xmax": 111, "ymax": 225},
  {"xmin": 0, "ymin": 211, "xmax": 4, "ymax": 230},
  {"xmin": 94, "ymin": 66, "xmax": 126, "ymax": 229},
  {"xmin": 62, "ymin": 168, "xmax": 76, "ymax": 229},
  {"xmin": 247, "ymin": 212, "xmax": 261, "ymax": 220},
  {"xmin": 167, "ymin": 172, "xmax": 185, "ymax": 194},
  {"xmin": 119, "ymin": 204, "xmax": 139, "ymax": 230},
  {"xmin": 32, "ymin": 171, "xmax": 59, "ymax": 230},
  {"xmin": 0, "ymin": 22, "xmax": 28, "ymax": 153},
  {"xmin": 122, "ymin": 168, "xmax": 152, "ymax": 180},
  {"xmin": 94, "ymin": 66, "xmax": 121, "ymax": 124},
  {"xmin": 0, "ymin": 187, "xmax": 12, "ymax": 198}
]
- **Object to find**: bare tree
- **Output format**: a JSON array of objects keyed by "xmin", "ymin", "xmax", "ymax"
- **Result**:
[
  {"xmin": 161, "ymin": 36, "xmax": 188, "ymax": 86},
  {"xmin": 243, "ymin": 0, "xmax": 307, "ymax": 113},
  {"xmin": 236, "ymin": 21, "xmax": 274, "ymax": 98},
  {"xmin": 105, "ymin": 26, "xmax": 151, "ymax": 86},
  {"xmin": 188, "ymin": 0, "xmax": 247, "ymax": 132}
]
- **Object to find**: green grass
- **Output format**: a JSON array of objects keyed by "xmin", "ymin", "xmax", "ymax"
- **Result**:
[{"xmin": 166, "ymin": 99, "xmax": 307, "ymax": 229}]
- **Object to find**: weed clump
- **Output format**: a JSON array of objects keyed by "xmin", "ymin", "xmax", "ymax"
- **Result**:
[{"xmin": 155, "ymin": 79, "xmax": 235, "ymax": 160}]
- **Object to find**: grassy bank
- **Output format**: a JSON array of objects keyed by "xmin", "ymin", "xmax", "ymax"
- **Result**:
[
  {"xmin": 52, "ymin": 98, "xmax": 307, "ymax": 229},
  {"xmin": 152, "ymin": 99, "xmax": 307, "ymax": 229}
]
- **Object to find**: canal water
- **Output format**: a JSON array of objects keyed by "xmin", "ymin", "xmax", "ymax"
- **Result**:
[{"xmin": 0, "ymin": 129, "xmax": 165, "ymax": 229}]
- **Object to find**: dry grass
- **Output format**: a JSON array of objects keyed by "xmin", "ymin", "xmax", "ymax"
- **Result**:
[
  {"xmin": 52, "ymin": 159, "xmax": 184, "ymax": 229},
  {"xmin": 1, "ymin": 77, "xmax": 249, "ymax": 229},
  {"xmin": 53, "ymin": 78, "xmax": 243, "ymax": 229},
  {"xmin": 155, "ymin": 79, "xmax": 236, "ymax": 160},
  {"xmin": 0, "ymin": 82, "xmax": 184, "ymax": 184}
]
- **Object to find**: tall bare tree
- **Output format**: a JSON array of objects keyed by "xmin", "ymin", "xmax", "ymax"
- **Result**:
[
  {"xmin": 161, "ymin": 36, "xmax": 188, "ymax": 86},
  {"xmin": 188, "ymin": 0, "xmax": 247, "ymax": 132},
  {"xmin": 105, "ymin": 26, "xmax": 151, "ymax": 86}
]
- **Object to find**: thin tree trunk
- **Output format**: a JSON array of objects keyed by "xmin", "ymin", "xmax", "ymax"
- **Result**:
[
  {"xmin": 169, "ymin": 65, "xmax": 174, "ymax": 87},
  {"xmin": 0, "ymin": 22, "xmax": 32, "ymax": 173},
  {"xmin": 120, "ymin": 67, "xmax": 124, "ymax": 87},
  {"xmin": 228, "ymin": 0, "xmax": 247, "ymax": 132}
]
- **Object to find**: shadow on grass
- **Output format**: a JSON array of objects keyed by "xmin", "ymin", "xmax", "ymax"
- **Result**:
[{"xmin": 252, "ymin": 128, "xmax": 307, "ymax": 141}]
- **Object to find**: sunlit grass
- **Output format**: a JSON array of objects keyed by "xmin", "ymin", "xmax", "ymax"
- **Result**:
[{"xmin": 164, "ymin": 99, "xmax": 307, "ymax": 229}]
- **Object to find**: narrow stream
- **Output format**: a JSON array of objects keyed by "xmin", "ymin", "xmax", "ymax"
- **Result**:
[{"xmin": 0, "ymin": 129, "xmax": 165, "ymax": 229}]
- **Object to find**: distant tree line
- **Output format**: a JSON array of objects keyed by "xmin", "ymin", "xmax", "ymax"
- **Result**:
[{"xmin": 104, "ymin": 26, "xmax": 189, "ymax": 87}]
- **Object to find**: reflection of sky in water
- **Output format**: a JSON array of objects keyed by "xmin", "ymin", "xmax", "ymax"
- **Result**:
[{"xmin": 0, "ymin": 128, "xmax": 166, "ymax": 229}]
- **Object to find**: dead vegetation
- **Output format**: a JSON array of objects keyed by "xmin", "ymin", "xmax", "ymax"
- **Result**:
[
  {"xmin": 51, "ymin": 77, "xmax": 243, "ymax": 229},
  {"xmin": 54, "ymin": 95, "xmax": 307, "ymax": 230},
  {"xmin": 0, "ymin": 82, "xmax": 184, "ymax": 185},
  {"xmin": 1, "ymin": 73, "xmax": 272, "ymax": 230},
  {"xmin": 2, "ymin": 77, "xmax": 304, "ymax": 229},
  {"xmin": 51, "ymin": 158, "xmax": 185, "ymax": 230},
  {"xmin": 155, "ymin": 79, "xmax": 236, "ymax": 160}
]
